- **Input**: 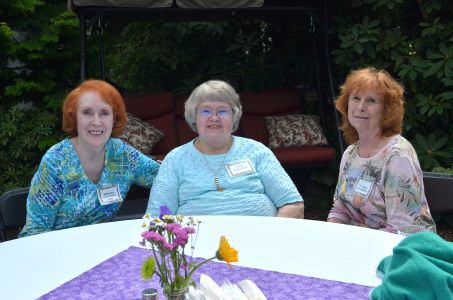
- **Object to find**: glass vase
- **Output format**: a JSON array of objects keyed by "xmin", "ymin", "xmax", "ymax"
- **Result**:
[{"xmin": 165, "ymin": 286, "xmax": 188, "ymax": 300}]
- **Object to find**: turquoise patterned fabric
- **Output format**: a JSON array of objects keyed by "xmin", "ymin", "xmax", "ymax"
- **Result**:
[
  {"xmin": 146, "ymin": 136, "xmax": 303, "ymax": 217},
  {"xmin": 19, "ymin": 138, "xmax": 159, "ymax": 237},
  {"xmin": 328, "ymin": 135, "xmax": 436, "ymax": 233}
]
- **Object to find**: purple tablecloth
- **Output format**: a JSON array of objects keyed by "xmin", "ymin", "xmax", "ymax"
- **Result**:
[{"xmin": 39, "ymin": 246, "xmax": 373, "ymax": 299}]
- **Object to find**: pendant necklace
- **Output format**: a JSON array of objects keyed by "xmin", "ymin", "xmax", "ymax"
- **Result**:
[{"xmin": 199, "ymin": 139, "xmax": 232, "ymax": 192}]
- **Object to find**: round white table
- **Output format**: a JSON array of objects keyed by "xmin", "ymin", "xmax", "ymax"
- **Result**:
[{"xmin": 0, "ymin": 216, "xmax": 402, "ymax": 299}]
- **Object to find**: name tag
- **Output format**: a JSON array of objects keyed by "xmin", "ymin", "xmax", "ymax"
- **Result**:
[
  {"xmin": 226, "ymin": 159, "xmax": 256, "ymax": 177},
  {"xmin": 353, "ymin": 177, "xmax": 374, "ymax": 198},
  {"xmin": 97, "ymin": 185, "xmax": 123, "ymax": 205}
]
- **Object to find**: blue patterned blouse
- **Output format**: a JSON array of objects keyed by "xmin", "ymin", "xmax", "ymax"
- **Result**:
[{"xmin": 19, "ymin": 138, "xmax": 159, "ymax": 237}]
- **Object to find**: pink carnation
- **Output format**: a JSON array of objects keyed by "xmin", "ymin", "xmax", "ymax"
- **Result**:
[
  {"xmin": 174, "ymin": 229, "xmax": 189, "ymax": 246},
  {"xmin": 163, "ymin": 241, "xmax": 175, "ymax": 251},
  {"xmin": 184, "ymin": 227, "xmax": 196, "ymax": 234},
  {"xmin": 166, "ymin": 223, "xmax": 182, "ymax": 232},
  {"xmin": 142, "ymin": 231, "xmax": 165, "ymax": 243}
]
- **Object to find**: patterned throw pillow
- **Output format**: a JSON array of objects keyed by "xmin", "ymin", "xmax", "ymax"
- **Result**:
[
  {"xmin": 120, "ymin": 113, "xmax": 165, "ymax": 155},
  {"xmin": 265, "ymin": 114, "xmax": 329, "ymax": 149}
]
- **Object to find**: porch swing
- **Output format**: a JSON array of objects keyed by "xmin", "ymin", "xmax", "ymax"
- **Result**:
[
  {"xmin": 68, "ymin": 0, "xmax": 344, "ymax": 160},
  {"xmin": 68, "ymin": 0, "xmax": 343, "ymax": 218}
]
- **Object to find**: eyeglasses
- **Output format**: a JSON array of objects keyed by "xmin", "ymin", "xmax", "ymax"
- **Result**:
[{"xmin": 198, "ymin": 108, "xmax": 232, "ymax": 118}]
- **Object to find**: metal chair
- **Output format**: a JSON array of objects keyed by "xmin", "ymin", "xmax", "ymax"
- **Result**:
[
  {"xmin": 114, "ymin": 185, "xmax": 149, "ymax": 221},
  {"xmin": 423, "ymin": 172, "xmax": 453, "ymax": 213},
  {"xmin": 0, "ymin": 187, "xmax": 29, "ymax": 242}
]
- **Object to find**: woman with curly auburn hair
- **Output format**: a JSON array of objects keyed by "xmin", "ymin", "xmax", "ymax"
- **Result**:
[
  {"xmin": 327, "ymin": 67, "xmax": 436, "ymax": 233},
  {"xmin": 20, "ymin": 80, "xmax": 160, "ymax": 237}
]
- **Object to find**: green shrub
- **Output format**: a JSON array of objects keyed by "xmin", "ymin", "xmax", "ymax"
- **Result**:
[
  {"xmin": 330, "ymin": 0, "xmax": 453, "ymax": 171},
  {"xmin": 0, "ymin": 0, "xmax": 81, "ymax": 193},
  {"xmin": 105, "ymin": 19, "xmax": 317, "ymax": 94},
  {"xmin": 431, "ymin": 167, "xmax": 453, "ymax": 174}
]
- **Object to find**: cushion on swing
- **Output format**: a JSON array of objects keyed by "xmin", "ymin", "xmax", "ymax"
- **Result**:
[
  {"xmin": 120, "ymin": 113, "xmax": 165, "ymax": 155},
  {"xmin": 265, "ymin": 114, "xmax": 329, "ymax": 148}
]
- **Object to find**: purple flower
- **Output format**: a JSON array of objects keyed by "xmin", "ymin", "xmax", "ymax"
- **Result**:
[
  {"xmin": 166, "ymin": 223, "xmax": 182, "ymax": 232},
  {"xmin": 159, "ymin": 205, "xmax": 172, "ymax": 219},
  {"xmin": 142, "ymin": 231, "xmax": 165, "ymax": 243},
  {"xmin": 174, "ymin": 236, "xmax": 188, "ymax": 247},
  {"xmin": 174, "ymin": 229, "xmax": 189, "ymax": 246},
  {"xmin": 184, "ymin": 227, "xmax": 196, "ymax": 234},
  {"xmin": 163, "ymin": 241, "xmax": 175, "ymax": 251}
]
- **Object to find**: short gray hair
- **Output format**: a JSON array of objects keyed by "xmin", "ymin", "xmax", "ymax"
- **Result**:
[{"xmin": 184, "ymin": 80, "xmax": 242, "ymax": 133}]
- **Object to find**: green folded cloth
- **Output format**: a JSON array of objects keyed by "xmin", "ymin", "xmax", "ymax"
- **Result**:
[{"xmin": 371, "ymin": 231, "xmax": 453, "ymax": 299}]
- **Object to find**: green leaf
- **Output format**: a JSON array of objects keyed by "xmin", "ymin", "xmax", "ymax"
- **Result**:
[
  {"xmin": 425, "ymin": 61, "xmax": 443, "ymax": 77},
  {"xmin": 439, "ymin": 43, "xmax": 448, "ymax": 55},
  {"xmin": 431, "ymin": 136, "xmax": 448, "ymax": 151},
  {"xmin": 436, "ymin": 151, "xmax": 453, "ymax": 159},
  {"xmin": 353, "ymin": 43, "xmax": 364, "ymax": 54},
  {"xmin": 439, "ymin": 91, "xmax": 453, "ymax": 100},
  {"xmin": 415, "ymin": 134, "xmax": 429, "ymax": 151}
]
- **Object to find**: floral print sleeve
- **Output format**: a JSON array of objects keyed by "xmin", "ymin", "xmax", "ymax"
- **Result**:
[
  {"xmin": 328, "ymin": 135, "xmax": 436, "ymax": 233},
  {"xmin": 383, "ymin": 152, "xmax": 436, "ymax": 232}
]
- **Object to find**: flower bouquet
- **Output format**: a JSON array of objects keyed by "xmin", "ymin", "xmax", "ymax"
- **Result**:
[{"xmin": 140, "ymin": 206, "xmax": 238, "ymax": 299}]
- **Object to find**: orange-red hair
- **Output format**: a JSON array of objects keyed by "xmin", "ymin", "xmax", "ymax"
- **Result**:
[
  {"xmin": 335, "ymin": 67, "xmax": 405, "ymax": 144},
  {"xmin": 62, "ymin": 80, "xmax": 126, "ymax": 137}
]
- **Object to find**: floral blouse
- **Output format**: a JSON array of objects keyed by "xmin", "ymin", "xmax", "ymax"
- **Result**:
[
  {"xmin": 19, "ymin": 138, "xmax": 159, "ymax": 237},
  {"xmin": 328, "ymin": 135, "xmax": 436, "ymax": 233}
]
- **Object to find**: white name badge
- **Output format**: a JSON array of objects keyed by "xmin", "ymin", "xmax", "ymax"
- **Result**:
[
  {"xmin": 353, "ymin": 177, "xmax": 374, "ymax": 198},
  {"xmin": 97, "ymin": 185, "xmax": 123, "ymax": 205},
  {"xmin": 226, "ymin": 159, "xmax": 256, "ymax": 177}
]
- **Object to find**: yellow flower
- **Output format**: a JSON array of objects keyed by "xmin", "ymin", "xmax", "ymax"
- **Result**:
[
  {"xmin": 141, "ymin": 257, "xmax": 155, "ymax": 280},
  {"xmin": 216, "ymin": 236, "xmax": 238, "ymax": 267}
]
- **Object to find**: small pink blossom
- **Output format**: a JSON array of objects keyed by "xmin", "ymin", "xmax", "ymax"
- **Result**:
[
  {"xmin": 163, "ymin": 241, "xmax": 175, "ymax": 251},
  {"xmin": 166, "ymin": 223, "xmax": 182, "ymax": 232},
  {"xmin": 184, "ymin": 227, "xmax": 196, "ymax": 234},
  {"xmin": 142, "ymin": 231, "xmax": 165, "ymax": 243},
  {"xmin": 175, "ymin": 237, "xmax": 188, "ymax": 247}
]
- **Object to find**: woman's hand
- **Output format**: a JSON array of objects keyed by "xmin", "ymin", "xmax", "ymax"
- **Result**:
[{"xmin": 277, "ymin": 202, "xmax": 304, "ymax": 219}]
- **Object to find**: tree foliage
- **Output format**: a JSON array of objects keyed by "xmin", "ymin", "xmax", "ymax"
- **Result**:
[
  {"xmin": 1, "ymin": 0, "xmax": 452, "ymax": 195},
  {"xmin": 0, "ymin": 0, "xmax": 81, "ymax": 193},
  {"xmin": 105, "ymin": 18, "xmax": 317, "ymax": 94},
  {"xmin": 330, "ymin": 0, "xmax": 453, "ymax": 170}
]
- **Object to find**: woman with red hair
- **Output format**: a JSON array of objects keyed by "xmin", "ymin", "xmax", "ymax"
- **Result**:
[
  {"xmin": 327, "ymin": 67, "xmax": 436, "ymax": 233},
  {"xmin": 20, "ymin": 80, "xmax": 159, "ymax": 237}
]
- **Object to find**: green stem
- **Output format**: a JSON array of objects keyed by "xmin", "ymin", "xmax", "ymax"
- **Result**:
[{"xmin": 185, "ymin": 256, "xmax": 216, "ymax": 281}]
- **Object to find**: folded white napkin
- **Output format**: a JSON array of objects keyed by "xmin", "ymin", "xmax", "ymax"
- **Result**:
[
  {"xmin": 237, "ymin": 279, "xmax": 267, "ymax": 300},
  {"xmin": 185, "ymin": 274, "xmax": 267, "ymax": 300}
]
